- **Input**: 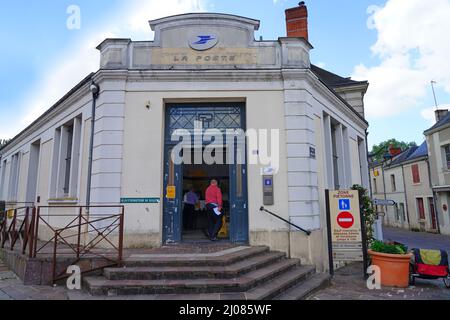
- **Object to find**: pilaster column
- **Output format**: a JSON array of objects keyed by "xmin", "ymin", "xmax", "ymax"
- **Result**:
[{"xmin": 283, "ymin": 71, "xmax": 320, "ymax": 230}]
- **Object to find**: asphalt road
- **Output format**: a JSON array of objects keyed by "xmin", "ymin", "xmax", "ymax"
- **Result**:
[{"xmin": 383, "ymin": 227, "xmax": 450, "ymax": 252}]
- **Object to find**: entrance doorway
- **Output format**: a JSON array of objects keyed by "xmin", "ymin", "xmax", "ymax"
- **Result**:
[
  {"xmin": 162, "ymin": 102, "xmax": 248, "ymax": 244},
  {"xmin": 182, "ymin": 148, "xmax": 230, "ymax": 242},
  {"xmin": 429, "ymin": 197, "xmax": 438, "ymax": 231}
]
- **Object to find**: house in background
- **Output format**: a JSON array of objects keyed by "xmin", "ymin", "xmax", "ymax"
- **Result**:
[
  {"xmin": 401, "ymin": 142, "xmax": 437, "ymax": 233},
  {"xmin": 369, "ymin": 145, "xmax": 408, "ymax": 228},
  {"xmin": 369, "ymin": 142, "xmax": 437, "ymax": 233},
  {"xmin": 425, "ymin": 109, "xmax": 450, "ymax": 235},
  {"xmin": 381, "ymin": 147, "xmax": 418, "ymax": 230}
]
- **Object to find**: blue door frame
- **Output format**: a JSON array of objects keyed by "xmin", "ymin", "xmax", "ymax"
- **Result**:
[{"xmin": 162, "ymin": 103, "xmax": 248, "ymax": 244}]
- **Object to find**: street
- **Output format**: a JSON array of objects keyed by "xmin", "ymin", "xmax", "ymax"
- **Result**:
[{"xmin": 384, "ymin": 227, "xmax": 450, "ymax": 252}]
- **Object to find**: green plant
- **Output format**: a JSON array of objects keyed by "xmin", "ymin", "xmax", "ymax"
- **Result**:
[
  {"xmin": 352, "ymin": 184, "xmax": 376, "ymax": 247},
  {"xmin": 371, "ymin": 240, "xmax": 408, "ymax": 255}
]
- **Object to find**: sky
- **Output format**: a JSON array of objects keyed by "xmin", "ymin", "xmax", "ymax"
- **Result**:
[{"xmin": 1, "ymin": 0, "xmax": 450, "ymax": 150}]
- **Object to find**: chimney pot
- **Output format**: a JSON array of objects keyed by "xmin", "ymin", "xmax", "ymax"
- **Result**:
[{"xmin": 285, "ymin": 2, "xmax": 309, "ymax": 40}]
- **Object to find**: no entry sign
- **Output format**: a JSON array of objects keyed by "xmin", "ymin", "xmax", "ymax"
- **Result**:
[{"xmin": 337, "ymin": 211, "xmax": 354, "ymax": 229}]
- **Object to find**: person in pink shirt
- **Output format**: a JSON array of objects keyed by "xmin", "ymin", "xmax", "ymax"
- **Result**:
[{"xmin": 205, "ymin": 179, "xmax": 223, "ymax": 241}]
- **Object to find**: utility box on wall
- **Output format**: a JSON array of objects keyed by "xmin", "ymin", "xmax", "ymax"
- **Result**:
[{"xmin": 263, "ymin": 175, "xmax": 274, "ymax": 206}]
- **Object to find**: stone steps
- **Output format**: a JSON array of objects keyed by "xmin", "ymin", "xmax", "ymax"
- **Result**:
[
  {"xmin": 123, "ymin": 246, "xmax": 269, "ymax": 267},
  {"xmin": 274, "ymin": 273, "xmax": 331, "ymax": 300},
  {"xmin": 84, "ymin": 258, "xmax": 299, "ymax": 296},
  {"xmin": 245, "ymin": 265, "xmax": 316, "ymax": 300},
  {"xmin": 82, "ymin": 246, "xmax": 330, "ymax": 299},
  {"xmin": 104, "ymin": 252, "xmax": 286, "ymax": 280}
]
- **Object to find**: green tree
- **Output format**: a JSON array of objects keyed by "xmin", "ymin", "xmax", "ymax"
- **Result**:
[{"xmin": 370, "ymin": 139, "xmax": 417, "ymax": 163}]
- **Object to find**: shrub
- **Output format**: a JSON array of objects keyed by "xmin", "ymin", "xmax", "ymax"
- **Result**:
[
  {"xmin": 371, "ymin": 240, "xmax": 408, "ymax": 255},
  {"xmin": 351, "ymin": 184, "xmax": 376, "ymax": 247}
]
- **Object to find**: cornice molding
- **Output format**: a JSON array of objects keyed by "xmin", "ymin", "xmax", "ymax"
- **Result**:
[{"xmin": 281, "ymin": 69, "xmax": 368, "ymax": 130}]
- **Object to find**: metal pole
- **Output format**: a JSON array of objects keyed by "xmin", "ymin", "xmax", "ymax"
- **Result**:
[
  {"xmin": 52, "ymin": 231, "xmax": 58, "ymax": 284},
  {"xmin": 431, "ymin": 81, "xmax": 438, "ymax": 109},
  {"xmin": 118, "ymin": 207, "xmax": 125, "ymax": 264},
  {"xmin": 33, "ymin": 207, "xmax": 40, "ymax": 258},
  {"xmin": 86, "ymin": 83, "xmax": 99, "ymax": 210},
  {"xmin": 28, "ymin": 207, "xmax": 36, "ymax": 258},
  {"xmin": 77, "ymin": 207, "xmax": 82, "ymax": 259},
  {"xmin": 325, "ymin": 190, "xmax": 334, "ymax": 276}
]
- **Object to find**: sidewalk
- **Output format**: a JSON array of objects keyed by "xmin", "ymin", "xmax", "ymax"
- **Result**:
[
  {"xmin": 309, "ymin": 262, "xmax": 450, "ymax": 300},
  {"xmin": 0, "ymin": 261, "xmax": 67, "ymax": 300}
]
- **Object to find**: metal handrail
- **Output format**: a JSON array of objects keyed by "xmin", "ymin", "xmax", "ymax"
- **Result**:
[
  {"xmin": 0, "ymin": 206, "xmax": 36, "ymax": 256},
  {"xmin": 260, "ymin": 206, "xmax": 311, "ymax": 236},
  {"xmin": 33, "ymin": 205, "xmax": 125, "ymax": 283}
]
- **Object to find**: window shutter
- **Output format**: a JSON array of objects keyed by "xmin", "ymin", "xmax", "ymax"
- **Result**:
[{"xmin": 412, "ymin": 164, "xmax": 420, "ymax": 184}]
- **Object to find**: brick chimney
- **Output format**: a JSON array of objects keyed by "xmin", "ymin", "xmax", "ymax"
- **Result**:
[
  {"xmin": 285, "ymin": 1, "xmax": 309, "ymax": 40},
  {"xmin": 435, "ymin": 109, "xmax": 449, "ymax": 123},
  {"xmin": 388, "ymin": 144, "xmax": 402, "ymax": 157}
]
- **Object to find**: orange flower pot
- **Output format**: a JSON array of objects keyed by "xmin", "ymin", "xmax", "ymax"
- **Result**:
[{"xmin": 368, "ymin": 249, "xmax": 413, "ymax": 288}]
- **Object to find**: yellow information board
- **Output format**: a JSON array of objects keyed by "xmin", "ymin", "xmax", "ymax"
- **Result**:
[
  {"xmin": 166, "ymin": 186, "xmax": 176, "ymax": 199},
  {"xmin": 7, "ymin": 209, "xmax": 14, "ymax": 219}
]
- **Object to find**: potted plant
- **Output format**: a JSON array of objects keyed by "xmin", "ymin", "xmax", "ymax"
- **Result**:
[{"xmin": 368, "ymin": 240, "xmax": 413, "ymax": 288}]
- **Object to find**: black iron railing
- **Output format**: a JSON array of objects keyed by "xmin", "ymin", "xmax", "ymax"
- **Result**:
[{"xmin": 260, "ymin": 206, "xmax": 311, "ymax": 236}]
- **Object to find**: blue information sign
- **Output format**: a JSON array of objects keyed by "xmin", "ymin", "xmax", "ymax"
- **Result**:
[{"xmin": 339, "ymin": 199, "xmax": 350, "ymax": 211}]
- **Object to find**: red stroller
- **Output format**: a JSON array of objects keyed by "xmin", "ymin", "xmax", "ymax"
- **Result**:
[{"xmin": 409, "ymin": 248, "xmax": 450, "ymax": 288}]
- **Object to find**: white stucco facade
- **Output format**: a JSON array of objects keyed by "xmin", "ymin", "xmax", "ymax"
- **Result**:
[{"xmin": 0, "ymin": 13, "xmax": 369, "ymax": 271}]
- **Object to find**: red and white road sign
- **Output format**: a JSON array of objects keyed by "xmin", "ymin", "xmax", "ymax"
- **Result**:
[{"xmin": 337, "ymin": 211, "xmax": 354, "ymax": 229}]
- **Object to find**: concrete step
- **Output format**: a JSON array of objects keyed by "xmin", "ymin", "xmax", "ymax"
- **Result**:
[
  {"xmin": 104, "ymin": 252, "xmax": 286, "ymax": 280},
  {"xmin": 123, "ymin": 246, "xmax": 270, "ymax": 268},
  {"xmin": 84, "ymin": 258, "xmax": 299, "ymax": 296},
  {"xmin": 244, "ymin": 265, "xmax": 317, "ymax": 300},
  {"xmin": 273, "ymin": 273, "xmax": 331, "ymax": 300}
]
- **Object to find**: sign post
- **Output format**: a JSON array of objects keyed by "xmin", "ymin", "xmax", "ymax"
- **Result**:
[{"xmin": 325, "ymin": 189, "xmax": 368, "ymax": 278}]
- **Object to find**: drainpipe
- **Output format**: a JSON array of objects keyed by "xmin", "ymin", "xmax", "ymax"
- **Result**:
[
  {"xmin": 365, "ymin": 130, "xmax": 372, "ymax": 197},
  {"xmin": 401, "ymin": 164, "xmax": 411, "ymax": 229},
  {"xmin": 86, "ymin": 82, "xmax": 100, "ymax": 210},
  {"xmin": 381, "ymin": 163, "xmax": 388, "ymax": 225},
  {"xmin": 426, "ymin": 157, "xmax": 441, "ymax": 234}
]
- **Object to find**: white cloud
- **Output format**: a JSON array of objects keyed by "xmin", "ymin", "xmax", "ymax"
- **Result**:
[
  {"xmin": 1, "ymin": 0, "xmax": 207, "ymax": 139},
  {"xmin": 421, "ymin": 104, "xmax": 450, "ymax": 126},
  {"xmin": 315, "ymin": 62, "xmax": 326, "ymax": 69},
  {"xmin": 352, "ymin": 0, "xmax": 450, "ymax": 119}
]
